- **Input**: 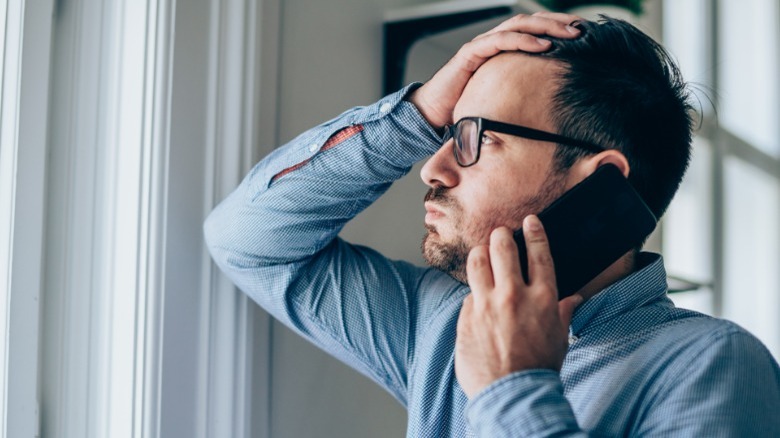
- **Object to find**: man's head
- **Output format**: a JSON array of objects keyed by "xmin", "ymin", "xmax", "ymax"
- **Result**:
[{"xmin": 420, "ymin": 17, "xmax": 694, "ymax": 283}]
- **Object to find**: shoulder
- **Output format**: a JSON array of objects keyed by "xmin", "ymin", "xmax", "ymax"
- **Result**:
[
  {"xmin": 614, "ymin": 307, "xmax": 780, "ymax": 392},
  {"xmin": 649, "ymin": 312, "xmax": 780, "ymax": 384},
  {"xmin": 635, "ymin": 314, "xmax": 780, "ymax": 436},
  {"xmin": 652, "ymin": 310, "xmax": 773, "ymax": 356},
  {"xmin": 695, "ymin": 318, "xmax": 779, "ymax": 372},
  {"xmin": 665, "ymin": 311, "xmax": 772, "ymax": 352}
]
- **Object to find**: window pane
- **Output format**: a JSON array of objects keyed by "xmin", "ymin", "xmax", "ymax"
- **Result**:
[
  {"xmin": 664, "ymin": 138, "xmax": 713, "ymax": 314},
  {"xmin": 724, "ymin": 157, "xmax": 780, "ymax": 359},
  {"xmin": 670, "ymin": 288, "xmax": 714, "ymax": 315},
  {"xmin": 663, "ymin": 0, "xmax": 710, "ymax": 110},
  {"xmin": 718, "ymin": 0, "xmax": 780, "ymax": 157}
]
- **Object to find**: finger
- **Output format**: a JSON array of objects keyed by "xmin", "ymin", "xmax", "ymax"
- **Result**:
[
  {"xmin": 475, "ymin": 13, "xmax": 581, "ymax": 40},
  {"xmin": 488, "ymin": 227, "xmax": 523, "ymax": 288},
  {"xmin": 467, "ymin": 245, "xmax": 494, "ymax": 292},
  {"xmin": 532, "ymin": 11, "xmax": 584, "ymax": 25},
  {"xmin": 522, "ymin": 215, "xmax": 557, "ymax": 290},
  {"xmin": 457, "ymin": 32, "xmax": 552, "ymax": 73},
  {"xmin": 558, "ymin": 294, "xmax": 584, "ymax": 332},
  {"xmin": 457, "ymin": 294, "xmax": 474, "ymax": 331},
  {"xmin": 478, "ymin": 13, "xmax": 579, "ymax": 39}
]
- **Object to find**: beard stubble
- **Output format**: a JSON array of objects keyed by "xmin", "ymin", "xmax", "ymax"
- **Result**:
[{"xmin": 421, "ymin": 172, "xmax": 568, "ymax": 284}]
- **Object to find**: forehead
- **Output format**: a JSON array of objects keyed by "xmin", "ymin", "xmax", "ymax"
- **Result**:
[{"xmin": 453, "ymin": 53, "xmax": 562, "ymax": 129}]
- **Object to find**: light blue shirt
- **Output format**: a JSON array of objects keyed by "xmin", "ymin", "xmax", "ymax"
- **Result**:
[{"xmin": 204, "ymin": 84, "xmax": 780, "ymax": 437}]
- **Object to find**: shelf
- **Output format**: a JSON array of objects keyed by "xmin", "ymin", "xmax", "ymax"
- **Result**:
[{"xmin": 383, "ymin": 0, "xmax": 543, "ymax": 94}]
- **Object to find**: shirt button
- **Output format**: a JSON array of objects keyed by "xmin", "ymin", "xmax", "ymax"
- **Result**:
[
  {"xmin": 308, "ymin": 143, "xmax": 318, "ymax": 152},
  {"xmin": 568, "ymin": 335, "xmax": 579, "ymax": 345},
  {"xmin": 379, "ymin": 102, "xmax": 392, "ymax": 113}
]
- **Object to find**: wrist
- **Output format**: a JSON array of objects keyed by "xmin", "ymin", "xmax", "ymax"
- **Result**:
[{"xmin": 405, "ymin": 88, "xmax": 447, "ymax": 132}]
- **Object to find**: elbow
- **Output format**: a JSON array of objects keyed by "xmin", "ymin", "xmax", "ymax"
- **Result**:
[
  {"xmin": 202, "ymin": 201, "xmax": 275, "ymax": 270},
  {"xmin": 203, "ymin": 200, "xmax": 249, "ymax": 270},
  {"xmin": 203, "ymin": 206, "xmax": 228, "ymax": 267}
]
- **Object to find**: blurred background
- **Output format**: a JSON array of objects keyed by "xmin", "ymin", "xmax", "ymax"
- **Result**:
[{"xmin": 1, "ymin": 0, "xmax": 777, "ymax": 437}]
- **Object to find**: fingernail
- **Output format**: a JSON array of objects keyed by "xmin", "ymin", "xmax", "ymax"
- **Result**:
[
  {"xmin": 525, "ymin": 215, "xmax": 542, "ymax": 232},
  {"xmin": 536, "ymin": 37, "xmax": 550, "ymax": 46},
  {"xmin": 566, "ymin": 25, "xmax": 580, "ymax": 34}
]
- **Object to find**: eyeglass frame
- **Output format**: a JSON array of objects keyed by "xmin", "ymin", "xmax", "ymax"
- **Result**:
[{"xmin": 442, "ymin": 116, "xmax": 607, "ymax": 167}]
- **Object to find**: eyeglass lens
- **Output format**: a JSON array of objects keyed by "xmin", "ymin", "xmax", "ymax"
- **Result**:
[{"xmin": 454, "ymin": 119, "xmax": 479, "ymax": 166}]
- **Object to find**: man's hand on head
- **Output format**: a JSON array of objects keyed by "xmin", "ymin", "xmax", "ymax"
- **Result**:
[
  {"xmin": 407, "ymin": 12, "xmax": 582, "ymax": 130},
  {"xmin": 454, "ymin": 216, "xmax": 583, "ymax": 399}
]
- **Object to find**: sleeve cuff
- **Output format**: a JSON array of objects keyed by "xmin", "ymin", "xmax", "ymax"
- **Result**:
[
  {"xmin": 466, "ymin": 369, "xmax": 580, "ymax": 437},
  {"xmin": 360, "ymin": 82, "xmax": 443, "ymax": 169}
]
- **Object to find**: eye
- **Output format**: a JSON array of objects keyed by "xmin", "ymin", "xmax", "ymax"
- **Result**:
[{"xmin": 481, "ymin": 133, "xmax": 496, "ymax": 146}]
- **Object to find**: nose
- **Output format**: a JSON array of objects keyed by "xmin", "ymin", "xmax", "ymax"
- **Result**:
[{"xmin": 420, "ymin": 139, "xmax": 460, "ymax": 189}]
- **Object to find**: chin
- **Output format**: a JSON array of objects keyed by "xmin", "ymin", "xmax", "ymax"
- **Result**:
[{"xmin": 421, "ymin": 229, "xmax": 469, "ymax": 284}]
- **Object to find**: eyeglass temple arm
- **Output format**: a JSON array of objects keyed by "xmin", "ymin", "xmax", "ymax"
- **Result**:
[{"xmin": 483, "ymin": 120, "xmax": 606, "ymax": 154}]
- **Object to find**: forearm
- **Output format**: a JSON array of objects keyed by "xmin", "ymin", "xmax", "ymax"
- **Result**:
[{"xmin": 204, "ymin": 83, "xmax": 439, "ymax": 268}]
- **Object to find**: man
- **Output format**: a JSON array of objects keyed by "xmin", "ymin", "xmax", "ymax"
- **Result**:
[{"xmin": 205, "ymin": 12, "xmax": 780, "ymax": 437}]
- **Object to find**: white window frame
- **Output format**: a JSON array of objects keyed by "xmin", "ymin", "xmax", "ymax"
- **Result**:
[
  {"xmin": 2, "ymin": 0, "xmax": 280, "ymax": 436},
  {"xmin": 0, "ymin": 1, "xmax": 55, "ymax": 437}
]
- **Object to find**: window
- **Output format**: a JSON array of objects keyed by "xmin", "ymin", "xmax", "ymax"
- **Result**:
[
  {"xmin": 663, "ymin": 0, "xmax": 780, "ymax": 358},
  {"xmin": 718, "ymin": 0, "xmax": 780, "ymax": 157},
  {"xmin": 2, "ymin": 1, "xmax": 276, "ymax": 436}
]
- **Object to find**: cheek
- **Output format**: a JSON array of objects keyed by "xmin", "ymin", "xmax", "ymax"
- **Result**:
[
  {"xmin": 454, "ymin": 142, "xmax": 556, "ymax": 239},
  {"xmin": 457, "ymin": 185, "xmax": 514, "ymax": 245},
  {"xmin": 458, "ymin": 170, "xmax": 542, "ymax": 243}
]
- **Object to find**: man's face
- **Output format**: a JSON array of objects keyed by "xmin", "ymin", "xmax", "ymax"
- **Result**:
[{"xmin": 420, "ymin": 53, "xmax": 568, "ymax": 283}]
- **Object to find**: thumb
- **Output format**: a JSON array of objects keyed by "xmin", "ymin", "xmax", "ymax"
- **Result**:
[{"xmin": 558, "ymin": 294, "xmax": 583, "ymax": 331}]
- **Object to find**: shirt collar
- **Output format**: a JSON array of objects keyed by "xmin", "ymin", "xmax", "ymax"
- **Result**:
[{"xmin": 569, "ymin": 252, "xmax": 668, "ymax": 337}]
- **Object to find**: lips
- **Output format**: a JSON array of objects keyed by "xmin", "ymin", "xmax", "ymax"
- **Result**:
[
  {"xmin": 424, "ymin": 202, "xmax": 445, "ymax": 223},
  {"xmin": 424, "ymin": 188, "xmax": 457, "ymax": 225}
]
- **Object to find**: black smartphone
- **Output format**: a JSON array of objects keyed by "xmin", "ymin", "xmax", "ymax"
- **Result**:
[{"xmin": 514, "ymin": 164, "xmax": 657, "ymax": 300}]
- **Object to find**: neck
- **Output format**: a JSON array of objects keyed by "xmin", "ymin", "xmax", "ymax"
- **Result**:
[{"xmin": 576, "ymin": 250, "xmax": 638, "ymax": 301}]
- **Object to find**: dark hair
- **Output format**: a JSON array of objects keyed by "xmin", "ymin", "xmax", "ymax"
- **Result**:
[{"xmin": 540, "ymin": 17, "xmax": 694, "ymax": 220}]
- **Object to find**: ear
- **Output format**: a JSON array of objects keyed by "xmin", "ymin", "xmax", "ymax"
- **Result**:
[{"xmin": 567, "ymin": 150, "xmax": 630, "ymax": 185}]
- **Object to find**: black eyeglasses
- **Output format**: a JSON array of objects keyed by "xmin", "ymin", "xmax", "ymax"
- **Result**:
[{"xmin": 442, "ymin": 117, "xmax": 606, "ymax": 167}]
